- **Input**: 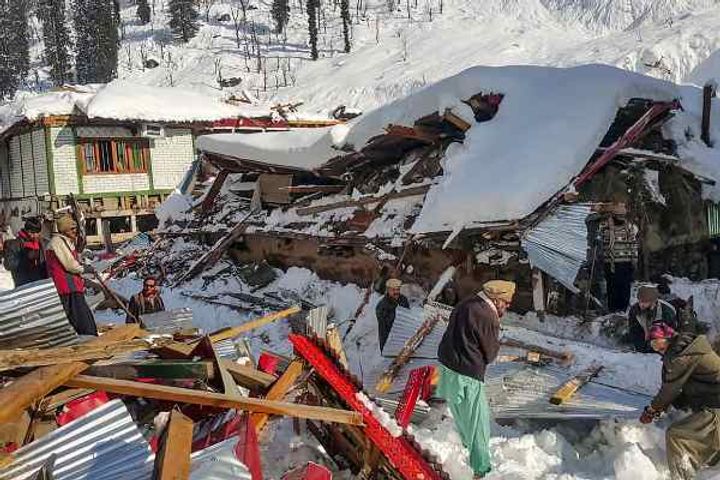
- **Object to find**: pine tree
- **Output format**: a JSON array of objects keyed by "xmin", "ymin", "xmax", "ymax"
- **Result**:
[
  {"xmin": 0, "ymin": 0, "xmax": 30, "ymax": 98},
  {"xmin": 271, "ymin": 0, "xmax": 289, "ymax": 34},
  {"xmin": 307, "ymin": 0, "xmax": 319, "ymax": 60},
  {"xmin": 38, "ymin": 0, "xmax": 73, "ymax": 86},
  {"xmin": 74, "ymin": 0, "xmax": 118, "ymax": 84},
  {"xmin": 137, "ymin": 0, "xmax": 151, "ymax": 24},
  {"xmin": 168, "ymin": 0, "xmax": 199, "ymax": 43},
  {"xmin": 340, "ymin": 0, "xmax": 351, "ymax": 53}
]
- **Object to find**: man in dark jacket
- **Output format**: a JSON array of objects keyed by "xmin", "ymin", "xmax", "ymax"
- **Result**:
[
  {"xmin": 640, "ymin": 323, "xmax": 720, "ymax": 479},
  {"xmin": 436, "ymin": 279, "xmax": 516, "ymax": 478},
  {"xmin": 375, "ymin": 278, "xmax": 409, "ymax": 352},
  {"xmin": 126, "ymin": 276, "xmax": 165, "ymax": 324},
  {"xmin": 627, "ymin": 284, "xmax": 677, "ymax": 352},
  {"xmin": 3, "ymin": 217, "xmax": 48, "ymax": 287}
]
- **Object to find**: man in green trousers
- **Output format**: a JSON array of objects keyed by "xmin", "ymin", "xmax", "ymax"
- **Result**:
[
  {"xmin": 641, "ymin": 322, "xmax": 720, "ymax": 479},
  {"xmin": 437, "ymin": 279, "xmax": 516, "ymax": 478}
]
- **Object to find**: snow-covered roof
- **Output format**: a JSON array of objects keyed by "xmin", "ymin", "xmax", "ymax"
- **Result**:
[
  {"xmin": 86, "ymin": 82, "xmax": 269, "ymax": 123},
  {"xmin": 0, "ymin": 82, "xmax": 271, "ymax": 137},
  {"xmin": 197, "ymin": 127, "xmax": 343, "ymax": 171}
]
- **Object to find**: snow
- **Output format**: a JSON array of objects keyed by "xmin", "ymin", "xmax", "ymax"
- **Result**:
[
  {"xmin": 0, "ymin": 266, "xmax": 14, "ymax": 291},
  {"xmin": 86, "ymin": 81, "xmax": 267, "ymax": 122},
  {"xmin": 196, "ymin": 127, "xmax": 340, "ymax": 170}
]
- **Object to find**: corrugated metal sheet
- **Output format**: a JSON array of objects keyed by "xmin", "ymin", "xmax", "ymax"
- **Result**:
[
  {"xmin": 381, "ymin": 302, "xmax": 451, "ymax": 358},
  {"xmin": 522, "ymin": 204, "xmax": 593, "ymax": 293},
  {"xmin": 0, "ymin": 279, "xmax": 78, "ymax": 349},
  {"xmin": 375, "ymin": 397, "xmax": 431, "ymax": 424},
  {"xmin": 190, "ymin": 437, "xmax": 252, "ymax": 479},
  {"xmin": 305, "ymin": 306, "xmax": 329, "ymax": 339},
  {"xmin": 708, "ymin": 202, "xmax": 720, "ymax": 238},
  {"xmin": 0, "ymin": 400, "xmax": 154, "ymax": 480},
  {"xmin": 141, "ymin": 308, "xmax": 194, "ymax": 335}
]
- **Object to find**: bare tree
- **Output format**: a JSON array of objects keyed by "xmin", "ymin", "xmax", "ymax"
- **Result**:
[{"xmin": 197, "ymin": 0, "xmax": 216, "ymax": 22}]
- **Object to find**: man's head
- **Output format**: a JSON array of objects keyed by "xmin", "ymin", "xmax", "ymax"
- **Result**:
[
  {"xmin": 482, "ymin": 280, "xmax": 516, "ymax": 317},
  {"xmin": 649, "ymin": 323, "xmax": 676, "ymax": 354},
  {"xmin": 637, "ymin": 285, "xmax": 659, "ymax": 311},
  {"xmin": 386, "ymin": 278, "xmax": 402, "ymax": 300},
  {"xmin": 56, "ymin": 215, "xmax": 78, "ymax": 240},
  {"xmin": 142, "ymin": 276, "xmax": 159, "ymax": 297},
  {"xmin": 23, "ymin": 217, "xmax": 42, "ymax": 240}
]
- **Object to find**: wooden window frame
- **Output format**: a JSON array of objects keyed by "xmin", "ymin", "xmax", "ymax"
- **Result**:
[{"xmin": 78, "ymin": 137, "xmax": 150, "ymax": 175}]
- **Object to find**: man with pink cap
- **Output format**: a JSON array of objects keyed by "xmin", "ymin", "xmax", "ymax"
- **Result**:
[{"xmin": 641, "ymin": 323, "xmax": 720, "ymax": 478}]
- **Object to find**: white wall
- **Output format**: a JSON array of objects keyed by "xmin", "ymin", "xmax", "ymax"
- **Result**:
[
  {"xmin": 150, "ymin": 128, "xmax": 195, "ymax": 190},
  {"xmin": 50, "ymin": 126, "xmax": 80, "ymax": 195},
  {"xmin": 83, "ymin": 173, "xmax": 150, "ymax": 194}
]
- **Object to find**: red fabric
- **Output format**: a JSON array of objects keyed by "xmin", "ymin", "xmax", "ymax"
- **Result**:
[
  {"xmin": 233, "ymin": 415, "xmax": 263, "ymax": 480},
  {"xmin": 648, "ymin": 323, "xmax": 676, "ymax": 340},
  {"xmin": 281, "ymin": 463, "xmax": 332, "ymax": 480},
  {"xmin": 0, "ymin": 443, "xmax": 18, "ymax": 454},
  {"xmin": 257, "ymin": 353, "xmax": 280, "ymax": 376},
  {"xmin": 56, "ymin": 391, "xmax": 110, "ymax": 426},
  {"xmin": 46, "ymin": 244, "xmax": 85, "ymax": 295},
  {"xmin": 17, "ymin": 230, "xmax": 40, "ymax": 251}
]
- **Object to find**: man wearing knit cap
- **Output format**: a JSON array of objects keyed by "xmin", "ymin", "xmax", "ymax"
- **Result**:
[
  {"xmin": 375, "ymin": 278, "xmax": 410, "ymax": 352},
  {"xmin": 46, "ymin": 215, "xmax": 97, "ymax": 336},
  {"xmin": 641, "ymin": 323, "xmax": 720, "ymax": 479},
  {"xmin": 627, "ymin": 284, "xmax": 677, "ymax": 352},
  {"xmin": 3, "ymin": 216, "xmax": 48, "ymax": 287},
  {"xmin": 437, "ymin": 279, "xmax": 516, "ymax": 478}
]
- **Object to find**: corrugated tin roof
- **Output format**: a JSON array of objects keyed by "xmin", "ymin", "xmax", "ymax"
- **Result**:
[
  {"xmin": 0, "ymin": 399, "xmax": 154, "ymax": 480},
  {"xmin": 141, "ymin": 308, "xmax": 194, "ymax": 335},
  {"xmin": 190, "ymin": 437, "xmax": 252, "ymax": 479},
  {"xmin": 0, "ymin": 279, "xmax": 78, "ymax": 349},
  {"xmin": 381, "ymin": 302, "xmax": 451, "ymax": 359}
]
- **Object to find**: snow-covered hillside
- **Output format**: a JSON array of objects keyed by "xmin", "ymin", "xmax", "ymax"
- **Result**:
[{"xmin": 70, "ymin": 0, "xmax": 720, "ymax": 115}]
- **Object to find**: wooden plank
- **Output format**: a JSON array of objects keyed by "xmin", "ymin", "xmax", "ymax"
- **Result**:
[
  {"xmin": 220, "ymin": 360, "xmax": 276, "ymax": 390},
  {"xmin": 198, "ymin": 169, "xmax": 230, "ymax": 213},
  {"xmin": 209, "ymin": 305, "xmax": 301, "ymax": 344},
  {"xmin": 65, "ymin": 374, "xmax": 362, "ymax": 426},
  {"xmin": 295, "ymin": 185, "xmax": 430, "ymax": 217},
  {"xmin": 251, "ymin": 359, "xmax": 305, "ymax": 433},
  {"xmin": 87, "ymin": 360, "xmax": 214, "ymax": 381},
  {"xmin": 326, "ymin": 325, "xmax": 349, "ymax": 370},
  {"xmin": 0, "ymin": 339, "xmax": 157, "ymax": 371},
  {"xmin": 500, "ymin": 338, "xmax": 575, "ymax": 366},
  {"xmin": 550, "ymin": 365, "xmax": 603, "ymax": 405},
  {"xmin": 154, "ymin": 410, "xmax": 193, "ymax": 480},
  {"xmin": 443, "ymin": 108, "xmax": 472, "ymax": 132},
  {"xmin": 0, "ymin": 325, "xmax": 142, "ymax": 424}
]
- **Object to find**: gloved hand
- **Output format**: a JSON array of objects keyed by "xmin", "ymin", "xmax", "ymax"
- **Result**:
[
  {"xmin": 83, "ymin": 264, "xmax": 97, "ymax": 275},
  {"xmin": 640, "ymin": 406, "xmax": 657, "ymax": 424}
]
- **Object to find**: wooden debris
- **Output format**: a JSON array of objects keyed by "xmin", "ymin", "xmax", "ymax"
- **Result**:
[
  {"xmin": 384, "ymin": 124, "xmax": 438, "ymax": 143},
  {"xmin": 199, "ymin": 169, "xmax": 231, "ymax": 213},
  {"xmin": 500, "ymin": 338, "xmax": 575, "ymax": 366},
  {"xmin": 64, "ymin": 374, "xmax": 362, "ymax": 426},
  {"xmin": 220, "ymin": 360, "xmax": 276, "ymax": 390},
  {"xmin": 153, "ymin": 409, "xmax": 194, "ymax": 480},
  {"xmin": 0, "ymin": 339, "xmax": 159, "ymax": 371},
  {"xmin": 208, "ymin": 305, "xmax": 302, "ymax": 344},
  {"xmin": 375, "ymin": 312, "xmax": 444, "ymax": 393},
  {"xmin": 442, "ymin": 108, "xmax": 472, "ymax": 132},
  {"xmin": 0, "ymin": 325, "xmax": 141, "ymax": 424},
  {"xmin": 550, "ymin": 364, "xmax": 604, "ymax": 405},
  {"xmin": 326, "ymin": 325, "xmax": 349, "ymax": 370},
  {"xmin": 87, "ymin": 360, "xmax": 215, "ymax": 382},
  {"xmin": 252, "ymin": 359, "xmax": 305, "ymax": 433},
  {"xmin": 295, "ymin": 184, "xmax": 430, "ymax": 217}
]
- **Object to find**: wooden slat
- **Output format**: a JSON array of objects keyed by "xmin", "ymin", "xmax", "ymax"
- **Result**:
[
  {"xmin": 87, "ymin": 360, "xmax": 214, "ymax": 381},
  {"xmin": 326, "ymin": 325, "xmax": 349, "ymax": 370},
  {"xmin": 208, "ymin": 305, "xmax": 302, "ymax": 343},
  {"xmin": 0, "ymin": 339, "xmax": 157, "ymax": 371},
  {"xmin": 550, "ymin": 365, "xmax": 603, "ymax": 405},
  {"xmin": 65, "ymin": 374, "xmax": 362, "ymax": 426},
  {"xmin": 220, "ymin": 359, "xmax": 276, "ymax": 390},
  {"xmin": 251, "ymin": 359, "xmax": 305, "ymax": 433},
  {"xmin": 295, "ymin": 185, "xmax": 430, "ymax": 217},
  {"xmin": 0, "ymin": 325, "xmax": 142, "ymax": 424},
  {"xmin": 154, "ymin": 410, "xmax": 193, "ymax": 480}
]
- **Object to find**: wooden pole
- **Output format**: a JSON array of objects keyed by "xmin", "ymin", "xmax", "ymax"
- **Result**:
[
  {"xmin": 0, "ymin": 325, "xmax": 142, "ymax": 424},
  {"xmin": 153, "ymin": 410, "xmax": 193, "ymax": 480},
  {"xmin": 208, "ymin": 305, "xmax": 301, "ymax": 343},
  {"xmin": 702, "ymin": 81, "xmax": 716, "ymax": 147},
  {"xmin": 65, "ymin": 374, "xmax": 362, "ymax": 426},
  {"xmin": 251, "ymin": 359, "xmax": 305, "ymax": 433}
]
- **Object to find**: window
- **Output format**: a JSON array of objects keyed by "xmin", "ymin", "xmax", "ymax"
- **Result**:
[{"xmin": 79, "ymin": 138, "xmax": 150, "ymax": 174}]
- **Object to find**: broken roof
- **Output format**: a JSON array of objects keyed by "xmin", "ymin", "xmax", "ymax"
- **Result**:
[{"xmin": 196, "ymin": 64, "xmax": 720, "ymax": 234}]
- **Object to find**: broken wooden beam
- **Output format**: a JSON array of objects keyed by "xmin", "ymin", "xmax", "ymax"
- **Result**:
[
  {"xmin": 208, "ymin": 305, "xmax": 302, "ymax": 343},
  {"xmin": 442, "ymin": 108, "xmax": 472, "ymax": 132},
  {"xmin": 252, "ymin": 359, "xmax": 305, "ymax": 433},
  {"xmin": 153, "ymin": 410, "xmax": 194, "ymax": 480},
  {"xmin": 550, "ymin": 364, "xmax": 603, "ymax": 405},
  {"xmin": 0, "ymin": 324, "xmax": 142, "ymax": 424},
  {"xmin": 87, "ymin": 360, "xmax": 215, "ymax": 382},
  {"xmin": 199, "ymin": 169, "xmax": 231, "ymax": 213},
  {"xmin": 220, "ymin": 360, "xmax": 276, "ymax": 391},
  {"xmin": 383, "ymin": 124, "xmax": 438, "ymax": 143},
  {"xmin": 326, "ymin": 325, "xmax": 349, "ymax": 370},
  {"xmin": 500, "ymin": 338, "xmax": 575, "ymax": 366},
  {"xmin": 295, "ymin": 185, "xmax": 430, "ymax": 217},
  {"xmin": 0, "ymin": 339, "xmax": 159, "ymax": 371},
  {"xmin": 65, "ymin": 374, "xmax": 362, "ymax": 426}
]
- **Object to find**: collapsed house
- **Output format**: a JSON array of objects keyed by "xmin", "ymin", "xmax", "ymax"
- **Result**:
[
  {"xmin": 0, "ymin": 83, "xmax": 270, "ymax": 244},
  {"xmin": 183, "ymin": 64, "xmax": 720, "ymax": 316}
]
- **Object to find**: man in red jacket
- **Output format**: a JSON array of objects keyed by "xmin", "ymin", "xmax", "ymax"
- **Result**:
[{"xmin": 45, "ymin": 215, "xmax": 97, "ymax": 336}]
